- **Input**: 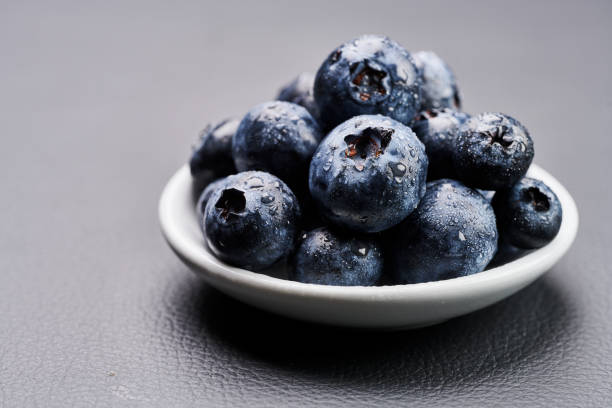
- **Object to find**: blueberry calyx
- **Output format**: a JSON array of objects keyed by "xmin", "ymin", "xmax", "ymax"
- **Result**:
[
  {"xmin": 343, "ymin": 127, "xmax": 393, "ymax": 159},
  {"xmin": 483, "ymin": 125, "xmax": 513, "ymax": 148},
  {"xmin": 215, "ymin": 188, "xmax": 246, "ymax": 220},
  {"xmin": 349, "ymin": 60, "xmax": 389, "ymax": 102},
  {"xmin": 522, "ymin": 187, "xmax": 550, "ymax": 212}
]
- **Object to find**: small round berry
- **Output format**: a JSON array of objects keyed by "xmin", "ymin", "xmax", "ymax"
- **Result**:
[
  {"xmin": 492, "ymin": 177, "xmax": 562, "ymax": 249},
  {"xmin": 204, "ymin": 171, "xmax": 301, "ymax": 271},
  {"xmin": 389, "ymin": 179, "xmax": 498, "ymax": 284},
  {"xmin": 189, "ymin": 118, "xmax": 239, "ymax": 192},
  {"xmin": 314, "ymin": 35, "xmax": 421, "ymax": 130},
  {"xmin": 232, "ymin": 101, "xmax": 322, "ymax": 193},
  {"xmin": 453, "ymin": 112, "xmax": 534, "ymax": 190},
  {"xmin": 412, "ymin": 108, "xmax": 470, "ymax": 180},
  {"xmin": 309, "ymin": 115, "xmax": 428, "ymax": 233},
  {"xmin": 290, "ymin": 227, "xmax": 383, "ymax": 286},
  {"xmin": 277, "ymin": 72, "xmax": 319, "ymax": 120},
  {"xmin": 413, "ymin": 51, "xmax": 461, "ymax": 111}
]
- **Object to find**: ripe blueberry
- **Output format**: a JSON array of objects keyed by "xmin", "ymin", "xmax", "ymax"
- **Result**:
[
  {"xmin": 232, "ymin": 101, "xmax": 322, "ymax": 195},
  {"xmin": 412, "ymin": 108, "xmax": 470, "ymax": 180},
  {"xmin": 309, "ymin": 115, "xmax": 428, "ymax": 233},
  {"xmin": 189, "ymin": 118, "xmax": 239, "ymax": 192},
  {"xmin": 314, "ymin": 35, "xmax": 421, "ymax": 130},
  {"xmin": 453, "ymin": 112, "xmax": 534, "ymax": 190},
  {"xmin": 204, "ymin": 171, "xmax": 301, "ymax": 271},
  {"xmin": 389, "ymin": 179, "xmax": 498, "ymax": 284},
  {"xmin": 492, "ymin": 177, "xmax": 562, "ymax": 249},
  {"xmin": 290, "ymin": 227, "xmax": 383, "ymax": 286},
  {"xmin": 413, "ymin": 51, "xmax": 461, "ymax": 111},
  {"xmin": 277, "ymin": 72, "xmax": 319, "ymax": 121}
]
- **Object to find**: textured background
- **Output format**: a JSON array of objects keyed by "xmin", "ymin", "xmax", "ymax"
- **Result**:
[{"xmin": 1, "ymin": 0, "xmax": 611, "ymax": 406}]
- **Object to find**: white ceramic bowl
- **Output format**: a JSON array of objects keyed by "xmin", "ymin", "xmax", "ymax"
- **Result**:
[{"xmin": 159, "ymin": 164, "xmax": 578, "ymax": 330}]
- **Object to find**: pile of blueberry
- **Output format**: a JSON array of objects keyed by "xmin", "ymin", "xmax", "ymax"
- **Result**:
[{"xmin": 189, "ymin": 35, "xmax": 563, "ymax": 286}]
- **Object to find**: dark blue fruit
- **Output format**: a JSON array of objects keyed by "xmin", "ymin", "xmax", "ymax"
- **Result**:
[
  {"xmin": 189, "ymin": 118, "xmax": 239, "ymax": 192},
  {"xmin": 232, "ymin": 101, "xmax": 322, "ymax": 193},
  {"xmin": 314, "ymin": 35, "xmax": 421, "ymax": 130},
  {"xmin": 492, "ymin": 177, "xmax": 562, "ymax": 249},
  {"xmin": 413, "ymin": 51, "xmax": 461, "ymax": 111},
  {"xmin": 309, "ymin": 115, "xmax": 428, "ymax": 233},
  {"xmin": 389, "ymin": 179, "xmax": 498, "ymax": 284},
  {"xmin": 412, "ymin": 108, "xmax": 470, "ymax": 180},
  {"xmin": 290, "ymin": 227, "xmax": 383, "ymax": 286},
  {"xmin": 277, "ymin": 72, "xmax": 319, "ymax": 120},
  {"xmin": 453, "ymin": 112, "xmax": 534, "ymax": 190},
  {"xmin": 204, "ymin": 171, "xmax": 301, "ymax": 271}
]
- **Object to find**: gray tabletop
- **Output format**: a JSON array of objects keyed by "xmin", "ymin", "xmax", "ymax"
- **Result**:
[{"xmin": 1, "ymin": 1, "xmax": 611, "ymax": 407}]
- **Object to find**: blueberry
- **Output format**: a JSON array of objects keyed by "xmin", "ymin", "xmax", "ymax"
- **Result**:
[
  {"xmin": 413, "ymin": 51, "xmax": 461, "ymax": 111},
  {"xmin": 189, "ymin": 118, "xmax": 239, "ymax": 192},
  {"xmin": 411, "ymin": 108, "xmax": 470, "ymax": 180},
  {"xmin": 492, "ymin": 177, "xmax": 562, "ymax": 249},
  {"xmin": 314, "ymin": 35, "xmax": 421, "ymax": 130},
  {"xmin": 389, "ymin": 179, "xmax": 498, "ymax": 284},
  {"xmin": 196, "ymin": 178, "xmax": 228, "ymax": 231},
  {"xmin": 232, "ymin": 101, "xmax": 322, "ymax": 194},
  {"xmin": 290, "ymin": 227, "xmax": 383, "ymax": 286},
  {"xmin": 453, "ymin": 112, "xmax": 534, "ymax": 190},
  {"xmin": 204, "ymin": 171, "xmax": 301, "ymax": 271},
  {"xmin": 277, "ymin": 72, "xmax": 319, "ymax": 120},
  {"xmin": 309, "ymin": 115, "xmax": 428, "ymax": 233}
]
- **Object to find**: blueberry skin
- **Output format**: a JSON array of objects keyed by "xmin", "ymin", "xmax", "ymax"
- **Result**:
[
  {"xmin": 453, "ymin": 112, "xmax": 534, "ymax": 190},
  {"xmin": 204, "ymin": 171, "xmax": 301, "ymax": 271},
  {"xmin": 389, "ymin": 179, "xmax": 498, "ymax": 284},
  {"xmin": 196, "ymin": 178, "xmax": 228, "ymax": 232},
  {"xmin": 189, "ymin": 118, "xmax": 239, "ymax": 192},
  {"xmin": 290, "ymin": 227, "xmax": 383, "ymax": 286},
  {"xmin": 232, "ymin": 101, "xmax": 322, "ymax": 193},
  {"xmin": 277, "ymin": 72, "xmax": 319, "ymax": 120},
  {"xmin": 314, "ymin": 35, "xmax": 421, "ymax": 130},
  {"xmin": 492, "ymin": 177, "xmax": 562, "ymax": 249},
  {"xmin": 412, "ymin": 109, "xmax": 470, "ymax": 180},
  {"xmin": 413, "ymin": 51, "xmax": 461, "ymax": 111},
  {"xmin": 309, "ymin": 115, "xmax": 428, "ymax": 233}
]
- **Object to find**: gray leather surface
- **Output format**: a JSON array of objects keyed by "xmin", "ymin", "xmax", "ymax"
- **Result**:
[{"xmin": 1, "ymin": 1, "xmax": 611, "ymax": 406}]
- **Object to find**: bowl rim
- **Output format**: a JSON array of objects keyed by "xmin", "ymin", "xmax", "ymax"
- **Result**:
[{"xmin": 159, "ymin": 164, "xmax": 579, "ymax": 302}]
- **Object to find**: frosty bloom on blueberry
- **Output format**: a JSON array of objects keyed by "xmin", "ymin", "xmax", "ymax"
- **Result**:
[
  {"xmin": 232, "ymin": 101, "xmax": 322, "ymax": 196},
  {"xmin": 453, "ymin": 112, "xmax": 534, "ymax": 190},
  {"xmin": 388, "ymin": 179, "xmax": 498, "ymax": 284},
  {"xmin": 493, "ymin": 177, "xmax": 562, "ymax": 249},
  {"xmin": 189, "ymin": 118, "xmax": 240, "ymax": 193},
  {"xmin": 314, "ymin": 35, "xmax": 421, "ymax": 130},
  {"xmin": 412, "ymin": 108, "xmax": 470, "ymax": 180},
  {"xmin": 196, "ymin": 178, "xmax": 229, "ymax": 233},
  {"xmin": 277, "ymin": 72, "xmax": 319, "ymax": 120},
  {"xmin": 309, "ymin": 115, "xmax": 428, "ymax": 233},
  {"xmin": 413, "ymin": 51, "xmax": 461, "ymax": 111},
  {"xmin": 203, "ymin": 171, "xmax": 301, "ymax": 271},
  {"xmin": 290, "ymin": 227, "xmax": 383, "ymax": 286}
]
